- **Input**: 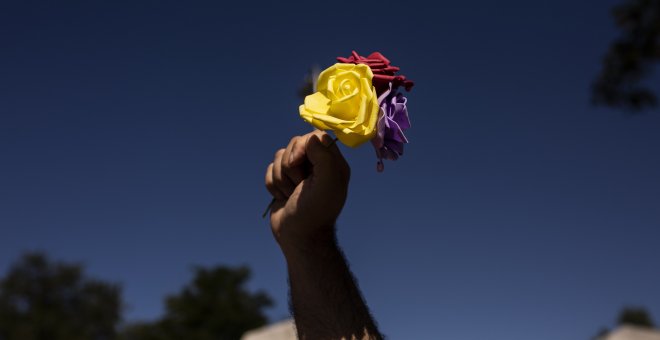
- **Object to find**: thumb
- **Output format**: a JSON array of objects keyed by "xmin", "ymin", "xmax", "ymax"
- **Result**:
[
  {"xmin": 305, "ymin": 132, "xmax": 337, "ymax": 169},
  {"xmin": 304, "ymin": 131, "xmax": 350, "ymax": 188}
]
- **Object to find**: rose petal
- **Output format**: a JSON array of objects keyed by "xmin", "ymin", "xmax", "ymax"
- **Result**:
[{"xmin": 304, "ymin": 92, "xmax": 330, "ymax": 114}]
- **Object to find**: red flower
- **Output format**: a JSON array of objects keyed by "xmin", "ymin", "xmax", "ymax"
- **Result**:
[{"xmin": 337, "ymin": 51, "xmax": 414, "ymax": 95}]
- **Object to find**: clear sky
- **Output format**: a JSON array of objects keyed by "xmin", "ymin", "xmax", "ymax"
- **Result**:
[{"xmin": 1, "ymin": 1, "xmax": 659, "ymax": 339}]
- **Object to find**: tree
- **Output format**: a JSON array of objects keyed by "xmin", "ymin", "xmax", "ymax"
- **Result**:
[
  {"xmin": 592, "ymin": 0, "xmax": 660, "ymax": 112},
  {"xmin": 121, "ymin": 265, "xmax": 272, "ymax": 340},
  {"xmin": 0, "ymin": 252, "xmax": 122, "ymax": 340},
  {"xmin": 617, "ymin": 306, "xmax": 655, "ymax": 328},
  {"xmin": 591, "ymin": 306, "xmax": 656, "ymax": 339}
]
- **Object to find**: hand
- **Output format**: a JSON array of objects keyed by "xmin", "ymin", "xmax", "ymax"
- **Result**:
[
  {"xmin": 265, "ymin": 131, "xmax": 382, "ymax": 340},
  {"xmin": 265, "ymin": 131, "xmax": 350, "ymax": 252}
]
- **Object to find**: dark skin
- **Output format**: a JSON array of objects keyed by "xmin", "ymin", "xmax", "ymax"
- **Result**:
[{"xmin": 265, "ymin": 130, "xmax": 383, "ymax": 340}]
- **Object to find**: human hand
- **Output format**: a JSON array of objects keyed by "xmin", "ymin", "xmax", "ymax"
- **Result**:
[{"xmin": 264, "ymin": 131, "xmax": 350, "ymax": 253}]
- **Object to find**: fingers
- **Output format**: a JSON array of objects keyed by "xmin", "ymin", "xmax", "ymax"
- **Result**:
[
  {"xmin": 290, "ymin": 130, "xmax": 339, "ymax": 165},
  {"xmin": 288, "ymin": 134, "xmax": 308, "ymax": 168},
  {"xmin": 265, "ymin": 131, "xmax": 350, "ymax": 201},
  {"xmin": 265, "ymin": 162, "xmax": 285, "ymax": 201},
  {"xmin": 265, "ymin": 139, "xmax": 305, "ymax": 201},
  {"xmin": 282, "ymin": 137, "xmax": 306, "ymax": 186},
  {"xmin": 272, "ymin": 148, "xmax": 296, "ymax": 197}
]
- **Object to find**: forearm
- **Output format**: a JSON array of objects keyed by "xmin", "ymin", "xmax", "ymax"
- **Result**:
[{"xmin": 281, "ymin": 229, "xmax": 382, "ymax": 340}]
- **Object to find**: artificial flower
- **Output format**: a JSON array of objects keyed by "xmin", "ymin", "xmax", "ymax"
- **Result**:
[
  {"xmin": 372, "ymin": 83, "xmax": 411, "ymax": 172},
  {"xmin": 337, "ymin": 51, "xmax": 414, "ymax": 95},
  {"xmin": 299, "ymin": 63, "xmax": 379, "ymax": 147}
]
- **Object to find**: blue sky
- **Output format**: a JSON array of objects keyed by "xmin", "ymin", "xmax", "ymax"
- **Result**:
[{"xmin": 1, "ymin": 1, "xmax": 659, "ymax": 339}]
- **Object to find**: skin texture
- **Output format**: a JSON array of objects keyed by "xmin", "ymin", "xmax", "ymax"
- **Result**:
[{"xmin": 265, "ymin": 130, "xmax": 383, "ymax": 340}]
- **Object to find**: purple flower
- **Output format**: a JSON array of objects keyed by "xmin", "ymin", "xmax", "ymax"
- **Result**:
[{"xmin": 371, "ymin": 83, "xmax": 411, "ymax": 172}]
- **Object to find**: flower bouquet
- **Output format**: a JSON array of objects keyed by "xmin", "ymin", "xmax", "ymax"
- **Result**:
[{"xmin": 299, "ymin": 51, "xmax": 414, "ymax": 171}]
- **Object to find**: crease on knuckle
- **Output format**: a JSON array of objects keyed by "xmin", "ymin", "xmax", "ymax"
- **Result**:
[
  {"xmin": 289, "ymin": 136, "xmax": 298, "ymax": 146},
  {"xmin": 281, "ymin": 155, "xmax": 292, "ymax": 170}
]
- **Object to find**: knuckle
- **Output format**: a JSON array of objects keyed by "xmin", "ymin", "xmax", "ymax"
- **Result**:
[
  {"xmin": 265, "ymin": 164, "xmax": 273, "ymax": 182},
  {"xmin": 273, "ymin": 151, "xmax": 283, "ymax": 164},
  {"xmin": 282, "ymin": 156, "xmax": 292, "ymax": 170},
  {"xmin": 272, "ymin": 165, "xmax": 282, "ymax": 180}
]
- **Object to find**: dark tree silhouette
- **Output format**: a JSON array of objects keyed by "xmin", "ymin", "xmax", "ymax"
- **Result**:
[
  {"xmin": 121, "ymin": 265, "xmax": 272, "ymax": 340},
  {"xmin": 617, "ymin": 306, "xmax": 655, "ymax": 328},
  {"xmin": 592, "ymin": 306, "xmax": 656, "ymax": 339},
  {"xmin": 593, "ymin": 0, "xmax": 660, "ymax": 112},
  {"xmin": 0, "ymin": 252, "xmax": 122, "ymax": 340}
]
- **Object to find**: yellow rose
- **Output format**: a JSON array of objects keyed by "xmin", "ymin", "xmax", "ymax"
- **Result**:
[{"xmin": 299, "ymin": 63, "xmax": 379, "ymax": 147}]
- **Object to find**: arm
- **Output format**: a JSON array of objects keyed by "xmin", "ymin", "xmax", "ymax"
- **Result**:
[{"xmin": 265, "ymin": 131, "xmax": 383, "ymax": 340}]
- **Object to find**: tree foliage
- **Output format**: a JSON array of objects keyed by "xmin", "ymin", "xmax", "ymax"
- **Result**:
[
  {"xmin": 0, "ymin": 253, "xmax": 122, "ymax": 340},
  {"xmin": 617, "ymin": 306, "xmax": 655, "ymax": 328},
  {"xmin": 120, "ymin": 265, "xmax": 272, "ymax": 340},
  {"xmin": 593, "ymin": 0, "xmax": 660, "ymax": 112},
  {"xmin": 0, "ymin": 253, "xmax": 272, "ymax": 340},
  {"xmin": 592, "ymin": 306, "xmax": 656, "ymax": 339}
]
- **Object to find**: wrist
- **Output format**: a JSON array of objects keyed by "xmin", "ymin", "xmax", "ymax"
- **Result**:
[{"xmin": 278, "ymin": 226, "xmax": 337, "ymax": 262}]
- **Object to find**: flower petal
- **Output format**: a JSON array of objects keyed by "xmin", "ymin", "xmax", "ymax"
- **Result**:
[{"xmin": 303, "ymin": 92, "xmax": 330, "ymax": 115}]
